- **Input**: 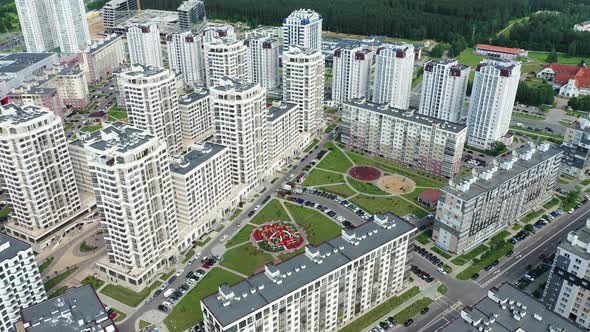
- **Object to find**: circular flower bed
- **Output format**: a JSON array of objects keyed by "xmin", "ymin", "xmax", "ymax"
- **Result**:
[
  {"xmin": 348, "ymin": 165, "xmax": 382, "ymax": 181},
  {"xmin": 252, "ymin": 221, "xmax": 305, "ymax": 253}
]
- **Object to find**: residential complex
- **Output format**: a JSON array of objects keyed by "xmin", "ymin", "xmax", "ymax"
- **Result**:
[
  {"xmin": 15, "ymin": 0, "xmax": 57, "ymax": 52},
  {"xmin": 0, "ymin": 52, "xmax": 59, "ymax": 97},
  {"xmin": 246, "ymin": 35, "xmax": 280, "ymax": 91},
  {"xmin": 167, "ymin": 31, "xmax": 206, "ymax": 84},
  {"xmin": 372, "ymin": 43, "xmax": 415, "ymax": 110},
  {"xmin": 52, "ymin": 67, "xmax": 90, "ymax": 110},
  {"xmin": 543, "ymin": 219, "xmax": 590, "ymax": 329},
  {"xmin": 0, "ymin": 234, "xmax": 46, "ymax": 332},
  {"xmin": 179, "ymin": 89, "xmax": 213, "ymax": 146},
  {"xmin": 47, "ymin": 0, "xmax": 91, "ymax": 54},
  {"xmin": 171, "ymin": 143, "xmax": 233, "ymax": 252},
  {"xmin": 202, "ymin": 214, "xmax": 415, "ymax": 332},
  {"xmin": 282, "ymin": 9, "xmax": 323, "ymax": 51},
  {"xmin": 466, "ymin": 58, "xmax": 521, "ymax": 149},
  {"xmin": 6, "ymin": 87, "xmax": 64, "ymax": 119},
  {"xmin": 433, "ymin": 142, "xmax": 562, "ymax": 253},
  {"xmin": 178, "ymin": 0, "xmax": 207, "ymax": 33},
  {"xmin": 0, "ymin": 104, "xmax": 82, "ymax": 251},
  {"xmin": 536, "ymin": 63, "xmax": 590, "ymax": 98},
  {"xmin": 210, "ymin": 77, "xmax": 268, "ymax": 196},
  {"xmin": 341, "ymin": 100, "xmax": 467, "ymax": 178},
  {"xmin": 419, "ymin": 59, "xmax": 470, "ymax": 122},
  {"xmin": 127, "ymin": 24, "xmax": 164, "ymax": 67},
  {"xmin": 282, "ymin": 47, "xmax": 325, "ymax": 133},
  {"xmin": 332, "ymin": 45, "xmax": 373, "ymax": 104},
  {"xmin": 267, "ymin": 102, "xmax": 305, "ymax": 171},
  {"xmin": 117, "ymin": 65, "xmax": 182, "ymax": 156},
  {"xmin": 81, "ymin": 34, "xmax": 127, "ymax": 84},
  {"xmin": 443, "ymin": 283, "xmax": 583, "ymax": 332},
  {"xmin": 84, "ymin": 123, "xmax": 179, "ymax": 292},
  {"xmin": 203, "ymin": 39, "xmax": 248, "ymax": 87},
  {"xmin": 561, "ymin": 118, "xmax": 590, "ymax": 177}
]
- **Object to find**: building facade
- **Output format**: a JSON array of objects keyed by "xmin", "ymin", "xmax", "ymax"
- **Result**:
[
  {"xmin": 466, "ymin": 58, "xmax": 521, "ymax": 149},
  {"xmin": 178, "ymin": 0, "xmax": 207, "ymax": 34},
  {"xmin": 179, "ymin": 89, "xmax": 213, "ymax": 147},
  {"xmin": 81, "ymin": 34, "xmax": 127, "ymax": 84},
  {"xmin": 15, "ymin": 0, "xmax": 57, "ymax": 52},
  {"xmin": 202, "ymin": 24, "xmax": 236, "ymax": 44},
  {"xmin": 267, "ymin": 102, "xmax": 303, "ymax": 171},
  {"xmin": 117, "ymin": 65, "xmax": 182, "ymax": 156},
  {"xmin": 53, "ymin": 67, "xmax": 90, "ymax": 110},
  {"xmin": 543, "ymin": 219, "xmax": 590, "ymax": 329},
  {"xmin": 282, "ymin": 9, "xmax": 322, "ymax": 51},
  {"xmin": 85, "ymin": 123, "xmax": 179, "ymax": 292},
  {"xmin": 203, "ymin": 39, "xmax": 248, "ymax": 87},
  {"xmin": 372, "ymin": 43, "xmax": 415, "ymax": 110},
  {"xmin": 561, "ymin": 119, "xmax": 590, "ymax": 177},
  {"xmin": 282, "ymin": 47, "xmax": 325, "ymax": 133},
  {"xmin": 0, "ymin": 104, "xmax": 82, "ymax": 251},
  {"xmin": 433, "ymin": 142, "xmax": 562, "ymax": 253},
  {"xmin": 0, "ymin": 234, "xmax": 46, "ymax": 332},
  {"xmin": 47, "ymin": 0, "xmax": 91, "ymax": 54},
  {"xmin": 341, "ymin": 100, "xmax": 467, "ymax": 178},
  {"xmin": 103, "ymin": 0, "xmax": 139, "ymax": 33},
  {"xmin": 167, "ymin": 31, "xmax": 206, "ymax": 84},
  {"xmin": 201, "ymin": 214, "xmax": 415, "ymax": 332},
  {"xmin": 127, "ymin": 24, "xmax": 163, "ymax": 67},
  {"xmin": 419, "ymin": 59, "xmax": 470, "ymax": 122},
  {"xmin": 331, "ymin": 45, "xmax": 373, "ymax": 105},
  {"xmin": 7, "ymin": 87, "xmax": 65, "ymax": 119},
  {"xmin": 246, "ymin": 35, "xmax": 280, "ymax": 91}
]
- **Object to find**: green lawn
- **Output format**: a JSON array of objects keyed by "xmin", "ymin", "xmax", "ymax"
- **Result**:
[
  {"xmin": 49, "ymin": 286, "xmax": 68, "ymax": 299},
  {"xmin": 347, "ymin": 178, "xmax": 389, "ymax": 195},
  {"xmin": 108, "ymin": 110, "xmax": 127, "ymax": 120},
  {"xmin": 521, "ymin": 209, "xmax": 545, "ymax": 223},
  {"xmin": 512, "ymin": 112, "xmax": 545, "ymax": 121},
  {"xmin": 351, "ymin": 195, "xmax": 428, "ymax": 218},
  {"xmin": 182, "ymin": 249, "xmax": 195, "ymax": 264},
  {"xmin": 318, "ymin": 184, "xmax": 356, "ymax": 198},
  {"xmin": 221, "ymin": 243, "xmax": 274, "ymax": 276},
  {"xmin": 0, "ymin": 206, "xmax": 11, "ymax": 218},
  {"xmin": 81, "ymin": 275, "xmax": 104, "ymax": 290},
  {"xmin": 457, "ymin": 242, "xmax": 514, "ymax": 280},
  {"xmin": 528, "ymin": 51, "xmax": 588, "ymax": 65},
  {"xmin": 139, "ymin": 320, "xmax": 152, "ymax": 329},
  {"xmin": 317, "ymin": 142, "xmax": 353, "ymax": 173},
  {"xmin": 229, "ymin": 209, "xmax": 242, "ymax": 221},
  {"xmin": 543, "ymin": 197, "xmax": 560, "ymax": 210},
  {"xmin": 112, "ymin": 308, "xmax": 127, "ymax": 322},
  {"xmin": 437, "ymin": 284, "xmax": 448, "ymax": 295},
  {"xmin": 63, "ymin": 123, "xmax": 74, "ymax": 132},
  {"xmin": 226, "ymin": 225, "xmax": 255, "ymax": 247},
  {"xmin": 393, "ymin": 298, "xmax": 434, "ymax": 323},
  {"xmin": 161, "ymin": 270, "xmax": 175, "ymax": 281},
  {"xmin": 38, "ymin": 256, "xmax": 55, "ymax": 273},
  {"xmin": 325, "ymin": 122, "xmax": 337, "ymax": 134},
  {"xmin": 451, "ymin": 244, "xmax": 488, "ymax": 266},
  {"xmin": 44, "ymin": 267, "xmax": 78, "ymax": 291},
  {"xmin": 284, "ymin": 202, "xmax": 342, "ymax": 245},
  {"xmin": 339, "ymin": 287, "xmax": 419, "ymax": 332},
  {"xmin": 195, "ymin": 237, "xmax": 211, "ymax": 247},
  {"xmin": 303, "ymin": 139, "xmax": 319, "ymax": 153},
  {"xmin": 431, "ymin": 246, "xmax": 452, "ymax": 259},
  {"xmin": 100, "ymin": 280, "xmax": 162, "ymax": 307},
  {"xmin": 415, "ymin": 230, "xmax": 432, "ymax": 245},
  {"xmin": 80, "ymin": 124, "xmax": 103, "ymax": 133},
  {"xmin": 512, "ymin": 224, "xmax": 523, "ymax": 231},
  {"xmin": 251, "ymin": 200, "xmax": 291, "ymax": 225},
  {"xmin": 302, "ymin": 169, "xmax": 344, "ymax": 186},
  {"xmin": 458, "ymin": 48, "xmax": 485, "ymax": 67},
  {"xmin": 402, "ymin": 187, "xmax": 431, "ymax": 204},
  {"xmin": 79, "ymin": 241, "xmax": 97, "ymax": 252},
  {"xmin": 164, "ymin": 268, "xmax": 243, "ymax": 332}
]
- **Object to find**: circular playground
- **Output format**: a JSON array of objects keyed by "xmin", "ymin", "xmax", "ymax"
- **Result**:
[
  {"xmin": 251, "ymin": 221, "xmax": 306, "ymax": 253},
  {"xmin": 376, "ymin": 174, "xmax": 416, "ymax": 195},
  {"xmin": 348, "ymin": 165, "xmax": 382, "ymax": 181}
]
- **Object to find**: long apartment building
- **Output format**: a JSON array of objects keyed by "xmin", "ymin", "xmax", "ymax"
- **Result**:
[
  {"xmin": 171, "ymin": 142, "xmax": 233, "ymax": 252},
  {"xmin": 433, "ymin": 142, "xmax": 562, "ymax": 253},
  {"xmin": 203, "ymin": 38, "xmax": 248, "ymax": 87},
  {"xmin": 246, "ymin": 35, "xmax": 280, "ymax": 91},
  {"xmin": 0, "ymin": 104, "xmax": 83, "ymax": 251},
  {"xmin": 282, "ymin": 9, "xmax": 322, "ymax": 51},
  {"xmin": 419, "ymin": 59, "xmax": 470, "ymax": 122},
  {"xmin": 179, "ymin": 88, "xmax": 213, "ymax": 147},
  {"xmin": 543, "ymin": 219, "xmax": 590, "ymax": 329},
  {"xmin": 117, "ymin": 65, "xmax": 182, "ymax": 156},
  {"xmin": 52, "ymin": 66, "xmax": 90, "ymax": 110},
  {"xmin": 0, "ymin": 234, "xmax": 46, "ymax": 332},
  {"xmin": 84, "ymin": 123, "xmax": 179, "ymax": 292},
  {"xmin": 81, "ymin": 34, "xmax": 127, "ymax": 83},
  {"xmin": 267, "ymin": 102, "xmax": 305, "ymax": 171},
  {"xmin": 341, "ymin": 100, "xmax": 467, "ymax": 178},
  {"xmin": 127, "ymin": 24, "xmax": 163, "ymax": 67},
  {"xmin": 332, "ymin": 45, "xmax": 373, "ymax": 105},
  {"xmin": 167, "ymin": 31, "xmax": 206, "ymax": 84},
  {"xmin": 561, "ymin": 118, "xmax": 590, "ymax": 178},
  {"xmin": 201, "ymin": 214, "xmax": 415, "ymax": 332},
  {"xmin": 282, "ymin": 46, "xmax": 325, "ymax": 133},
  {"xmin": 467, "ymin": 58, "xmax": 521, "ymax": 149},
  {"xmin": 372, "ymin": 43, "xmax": 415, "ymax": 110},
  {"xmin": 210, "ymin": 77, "xmax": 267, "ymax": 196}
]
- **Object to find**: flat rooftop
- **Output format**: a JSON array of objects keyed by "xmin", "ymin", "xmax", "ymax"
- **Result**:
[
  {"xmin": 267, "ymin": 102, "xmax": 297, "ymax": 121},
  {"xmin": 0, "ymin": 53, "xmax": 56, "ymax": 73},
  {"xmin": 0, "ymin": 103, "xmax": 48, "ymax": 125},
  {"xmin": 212, "ymin": 76, "xmax": 258, "ymax": 93},
  {"xmin": 202, "ymin": 214, "xmax": 415, "ymax": 327},
  {"xmin": 171, "ymin": 143, "xmax": 227, "ymax": 175},
  {"xmin": 0, "ymin": 233, "xmax": 30, "ymax": 262},
  {"xmin": 115, "ymin": 9, "xmax": 181, "ymax": 36},
  {"xmin": 179, "ymin": 89, "xmax": 209, "ymax": 105},
  {"xmin": 73, "ymin": 122, "xmax": 154, "ymax": 154}
]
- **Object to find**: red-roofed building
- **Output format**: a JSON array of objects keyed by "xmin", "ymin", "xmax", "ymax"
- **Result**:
[
  {"xmin": 475, "ymin": 44, "xmax": 528, "ymax": 60},
  {"xmin": 417, "ymin": 189, "xmax": 441, "ymax": 209},
  {"xmin": 537, "ymin": 64, "xmax": 590, "ymax": 97}
]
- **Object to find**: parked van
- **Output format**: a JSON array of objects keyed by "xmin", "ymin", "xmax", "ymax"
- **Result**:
[{"xmin": 163, "ymin": 288, "xmax": 175, "ymax": 298}]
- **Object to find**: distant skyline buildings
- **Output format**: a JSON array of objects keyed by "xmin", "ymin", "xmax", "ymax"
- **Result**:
[{"xmin": 282, "ymin": 9, "xmax": 322, "ymax": 51}]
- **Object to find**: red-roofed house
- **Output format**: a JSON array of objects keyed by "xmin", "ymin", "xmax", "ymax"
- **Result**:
[
  {"xmin": 475, "ymin": 44, "xmax": 528, "ymax": 60},
  {"xmin": 417, "ymin": 189, "xmax": 441, "ymax": 209},
  {"xmin": 537, "ymin": 64, "xmax": 590, "ymax": 97}
]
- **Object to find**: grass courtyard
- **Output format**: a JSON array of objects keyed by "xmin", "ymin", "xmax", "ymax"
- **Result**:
[
  {"xmin": 284, "ymin": 202, "xmax": 342, "ymax": 245},
  {"xmin": 100, "ymin": 280, "xmax": 162, "ymax": 307},
  {"xmin": 225, "ymin": 224, "xmax": 256, "ymax": 247},
  {"xmin": 250, "ymin": 200, "xmax": 291, "ymax": 225},
  {"xmin": 302, "ymin": 169, "xmax": 344, "ymax": 186},
  {"xmin": 221, "ymin": 243, "xmax": 275, "ymax": 276},
  {"xmin": 317, "ymin": 184, "xmax": 357, "ymax": 198},
  {"xmin": 316, "ymin": 142, "xmax": 352, "ymax": 173}
]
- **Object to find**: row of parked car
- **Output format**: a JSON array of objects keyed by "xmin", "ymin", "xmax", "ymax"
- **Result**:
[
  {"xmin": 410, "ymin": 265, "xmax": 434, "ymax": 283},
  {"xmin": 305, "ymin": 187, "xmax": 373, "ymax": 220},
  {"xmin": 157, "ymin": 268, "xmax": 207, "ymax": 313},
  {"xmin": 285, "ymin": 195, "xmax": 353, "ymax": 228},
  {"xmin": 414, "ymin": 245, "xmax": 446, "ymax": 272}
]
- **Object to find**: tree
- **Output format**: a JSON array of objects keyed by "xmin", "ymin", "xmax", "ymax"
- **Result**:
[
  {"xmin": 429, "ymin": 44, "xmax": 447, "ymax": 58},
  {"xmin": 546, "ymin": 49, "xmax": 558, "ymax": 63},
  {"xmin": 568, "ymin": 95, "xmax": 590, "ymax": 112},
  {"xmin": 566, "ymin": 191, "xmax": 579, "ymax": 205}
]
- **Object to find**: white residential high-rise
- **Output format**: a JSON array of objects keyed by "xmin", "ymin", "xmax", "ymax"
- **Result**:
[
  {"xmin": 210, "ymin": 77, "xmax": 267, "ymax": 194},
  {"xmin": 282, "ymin": 9, "xmax": 322, "ymax": 51},
  {"xmin": 0, "ymin": 104, "xmax": 82, "ymax": 251},
  {"xmin": 47, "ymin": 0, "xmax": 91, "ymax": 54},
  {"xmin": 179, "ymin": 89, "xmax": 213, "ymax": 146},
  {"xmin": 419, "ymin": 59, "xmax": 470, "ymax": 122},
  {"xmin": 246, "ymin": 35, "xmax": 280, "ymax": 91},
  {"xmin": 372, "ymin": 43, "xmax": 415, "ymax": 110},
  {"xmin": 282, "ymin": 46, "xmax": 325, "ymax": 133},
  {"xmin": 86, "ymin": 123, "xmax": 179, "ymax": 292},
  {"xmin": 332, "ymin": 45, "xmax": 373, "ymax": 104},
  {"xmin": 117, "ymin": 65, "xmax": 182, "ymax": 155},
  {"xmin": 127, "ymin": 24, "xmax": 163, "ymax": 67},
  {"xmin": 466, "ymin": 58, "xmax": 521, "ymax": 149},
  {"xmin": 203, "ymin": 39, "xmax": 248, "ymax": 87},
  {"xmin": 15, "ymin": 0, "xmax": 57, "ymax": 52},
  {"xmin": 0, "ymin": 234, "xmax": 46, "ymax": 332},
  {"xmin": 202, "ymin": 24, "xmax": 236, "ymax": 43},
  {"xmin": 267, "ymin": 102, "xmax": 305, "ymax": 171},
  {"xmin": 167, "ymin": 32, "xmax": 205, "ymax": 84}
]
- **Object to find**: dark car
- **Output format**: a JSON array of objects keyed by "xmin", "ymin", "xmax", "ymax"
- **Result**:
[
  {"xmin": 168, "ymin": 276, "xmax": 177, "ymax": 284},
  {"xmin": 421, "ymin": 307, "xmax": 430, "ymax": 314},
  {"xmin": 186, "ymin": 271, "xmax": 194, "ymax": 279},
  {"xmin": 404, "ymin": 319, "xmax": 414, "ymax": 327},
  {"xmin": 154, "ymin": 289, "xmax": 163, "ymax": 297},
  {"xmin": 379, "ymin": 321, "xmax": 390, "ymax": 330},
  {"xmin": 387, "ymin": 317, "xmax": 397, "ymax": 326},
  {"xmin": 181, "ymin": 284, "xmax": 190, "ymax": 291},
  {"xmin": 247, "ymin": 211, "xmax": 255, "ymax": 217},
  {"xmin": 471, "ymin": 273, "xmax": 480, "ymax": 280},
  {"xmin": 158, "ymin": 304, "xmax": 169, "ymax": 312}
]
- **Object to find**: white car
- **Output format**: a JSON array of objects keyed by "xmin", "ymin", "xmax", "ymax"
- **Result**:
[
  {"xmin": 220, "ymin": 235, "xmax": 228, "ymax": 242},
  {"xmin": 569, "ymin": 208, "xmax": 574, "ymax": 214},
  {"xmin": 437, "ymin": 267, "xmax": 447, "ymax": 275},
  {"xmin": 175, "ymin": 269, "xmax": 184, "ymax": 277},
  {"xmin": 187, "ymin": 279, "xmax": 196, "ymax": 286},
  {"xmin": 254, "ymin": 204, "xmax": 261, "ymax": 211}
]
